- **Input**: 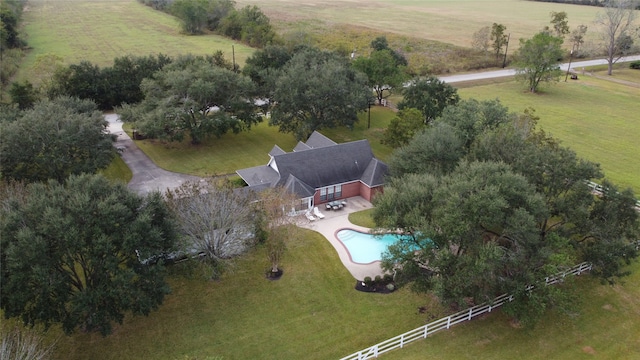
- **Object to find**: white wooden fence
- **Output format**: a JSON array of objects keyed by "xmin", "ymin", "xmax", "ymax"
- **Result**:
[
  {"xmin": 340, "ymin": 262, "xmax": 593, "ymax": 360},
  {"xmin": 586, "ymin": 180, "xmax": 640, "ymax": 209}
]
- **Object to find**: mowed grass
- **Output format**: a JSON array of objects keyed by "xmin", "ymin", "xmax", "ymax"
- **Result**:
[
  {"xmin": 99, "ymin": 154, "xmax": 133, "ymax": 184},
  {"xmin": 131, "ymin": 106, "xmax": 397, "ymax": 176},
  {"xmin": 49, "ymin": 229, "xmax": 443, "ymax": 360},
  {"xmin": 382, "ymin": 260, "xmax": 640, "ymax": 360},
  {"xmin": 458, "ymin": 76, "xmax": 640, "ymax": 195},
  {"xmin": 236, "ymin": 0, "xmax": 605, "ymax": 49},
  {"xmin": 18, "ymin": 0, "xmax": 253, "ymax": 79}
]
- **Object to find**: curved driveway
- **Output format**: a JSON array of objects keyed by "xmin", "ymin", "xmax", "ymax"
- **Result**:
[{"xmin": 105, "ymin": 114, "xmax": 201, "ymax": 195}]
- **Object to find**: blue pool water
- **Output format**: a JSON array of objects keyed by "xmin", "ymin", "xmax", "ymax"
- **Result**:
[{"xmin": 336, "ymin": 229, "xmax": 409, "ymax": 264}]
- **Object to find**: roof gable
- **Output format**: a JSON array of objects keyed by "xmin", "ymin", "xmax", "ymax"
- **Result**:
[
  {"xmin": 304, "ymin": 131, "xmax": 337, "ymax": 148},
  {"xmin": 272, "ymin": 139, "xmax": 380, "ymax": 188}
]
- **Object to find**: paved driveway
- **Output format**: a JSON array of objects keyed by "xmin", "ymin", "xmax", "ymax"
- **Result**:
[{"xmin": 105, "ymin": 114, "xmax": 202, "ymax": 195}]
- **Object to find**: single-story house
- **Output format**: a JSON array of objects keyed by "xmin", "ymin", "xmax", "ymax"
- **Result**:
[{"xmin": 236, "ymin": 131, "xmax": 388, "ymax": 213}]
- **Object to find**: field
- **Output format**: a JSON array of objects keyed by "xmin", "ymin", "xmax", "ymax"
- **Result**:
[
  {"xmin": 235, "ymin": 0, "xmax": 605, "ymax": 49},
  {"xmin": 18, "ymin": 0, "xmax": 253, "ymax": 79}
]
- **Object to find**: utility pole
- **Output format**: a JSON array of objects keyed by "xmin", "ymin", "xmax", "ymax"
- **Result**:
[
  {"xmin": 564, "ymin": 46, "xmax": 575, "ymax": 82},
  {"xmin": 502, "ymin": 33, "xmax": 510, "ymax": 68},
  {"xmin": 232, "ymin": 44, "xmax": 236, "ymax": 73}
]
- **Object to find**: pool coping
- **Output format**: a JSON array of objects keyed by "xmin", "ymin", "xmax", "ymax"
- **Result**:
[
  {"xmin": 334, "ymin": 228, "xmax": 385, "ymax": 266},
  {"xmin": 296, "ymin": 196, "xmax": 386, "ymax": 280}
]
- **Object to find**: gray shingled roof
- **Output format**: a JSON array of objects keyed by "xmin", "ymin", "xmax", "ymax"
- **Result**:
[
  {"xmin": 268, "ymin": 145, "xmax": 286, "ymax": 157},
  {"xmin": 236, "ymin": 132, "xmax": 387, "ymax": 194},
  {"xmin": 293, "ymin": 141, "xmax": 311, "ymax": 152},
  {"xmin": 360, "ymin": 158, "xmax": 387, "ymax": 187},
  {"xmin": 236, "ymin": 165, "xmax": 279, "ymax": 187},
  {"xmin": 304, "ymin": 131, "xmax": 337, "ymax": 148},
  {"xmin": 272, "ymin": 139, "xmax": 383, "ymax": 188},
  {"xmin": 282, "ymin": 174, "xmax": 315, "ymax": 198}
]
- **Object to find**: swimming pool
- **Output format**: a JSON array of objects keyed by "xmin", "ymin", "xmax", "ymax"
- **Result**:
[{"xmin": 335, "ymin": 229, "xmax": 410, "ymax": 264}]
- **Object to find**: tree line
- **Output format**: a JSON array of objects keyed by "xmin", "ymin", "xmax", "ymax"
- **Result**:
[{"xmin": 137, "ymin": 0, "xmax": 277, "ymax": 47}]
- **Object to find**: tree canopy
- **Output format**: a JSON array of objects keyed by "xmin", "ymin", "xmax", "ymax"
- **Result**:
[
  {"xmin": 382, "ymin": 108, "xmax": 426, "ymax": 149},
  {"xmin": 514, "ymin": 32, "xmax": 564, "ymax": 93},
  {"xmin": 242, "ymin": 44, "xmax": 295, "ymax": 99},
  {"xmin": 49, "ymin": 54, "xmax": 172, "ymax": 110},
  {"xmin": 119, "ymin": 55, "xmax": 260, "ymax": 144},
  {"xmin": 397, "ymin": 76, "xmax": 460, "ymax": 124},
  {"xmin": 374, "ymin": 100, "xmax": 639, "ymax": 325},
  {"xmin": 269, "ymin": 48, "xmax": 370, "ymax": 140},
  {"xmin": 0, "ymin": 174, "xmax": 178, "ymax": 335},
  {"xmin": 0, "ymin": 97, "xmax": 115, "ymax": 183},
  {"xmin": 491, "ymin": 23, "xmax": 509, "ymax": 60},
  {"xmin": 351, "ymin": 49, "xmax": 408, "ymax": 104}
]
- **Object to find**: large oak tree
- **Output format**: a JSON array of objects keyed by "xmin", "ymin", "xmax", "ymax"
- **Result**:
[
  {"xmin": 0, "ymin": 174, "xmax": 178, "ymax": 335},
  {"xmin": 119, "ymin": 55, "xmax": 260, "ymax": 144},
  {"xmin": 269, "ymin": 48, "xmax": 370, "ymax": 140},
  {"xmin": 0, "ymin": 97, "xmax": 115, "ymax": 183}
]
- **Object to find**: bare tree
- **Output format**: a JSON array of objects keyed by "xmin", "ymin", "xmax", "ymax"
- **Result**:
[
  {"xmin": 472, "ymin": 26, "xmax": 491, "ymax": 52},
  {"xmin": 596, "ymin": 0, "xmax": 637, "ymax": 75},
  {"xmin": 166, "ymin": 179, "xmax": 258, "ymax": 279},
  {"xmin": 256, "ymin": 187, "xmax": 302, "ymax": 277},
  {"xmin": 1, "ymin": 326, "xmax": 55, "ymax": 360}
]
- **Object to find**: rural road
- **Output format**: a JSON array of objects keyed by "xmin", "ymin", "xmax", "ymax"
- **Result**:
[
  {"xmin": 439, "ymin": 55, "xmax": 640, "ymax": 83},
  {"xmin": 105, "ymin": 114, "xmax": 201, "ymax": 195}
]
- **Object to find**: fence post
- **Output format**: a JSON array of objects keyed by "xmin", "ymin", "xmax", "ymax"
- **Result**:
[
  {"xmin": 488, "ymin": 304, "xmax": 492, "ymax": 312},
  {"xmin": 424, "ymin": 324, "xmax": 428, "ymax": 338},
  {"xmin": 447, "ymin": 316, "xmax": 451, "ymax": 329},
  {"xmin": 468, "ymin": 308, "xmax": 473, "ymax": 320}
]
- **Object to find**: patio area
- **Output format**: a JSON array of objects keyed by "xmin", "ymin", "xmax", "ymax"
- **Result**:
[{"xmin": 296, "ymin": 196, "xmax": 386, "ymax": 280}]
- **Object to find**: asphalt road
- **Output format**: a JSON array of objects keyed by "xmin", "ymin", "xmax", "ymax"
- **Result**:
[{"xmin": 439, "ymin": 55, "xmax": 640, "ymax": 83}]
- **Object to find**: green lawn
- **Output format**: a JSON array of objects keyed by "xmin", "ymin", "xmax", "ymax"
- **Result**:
[
  {"xmin": 131, "ymin": 106, "xmax": 397, "ymax": 177},
  {"xmin": 18, "ymin": 0, "xmax": 253, "ymax": 80},
  {"xmin": 49, "ymin": 229, "xmax": 441, "ymax": 360},
  {"xmin": 458, "ymin": 75, "xmax": 640, "ymax": 195},
  {"xmin": 382, "ymin": 260, "xmax": 640, "ymax": 360},
  {"xmin": 99, "ymin": 154, "xmax": 133, "ymax": 184}
]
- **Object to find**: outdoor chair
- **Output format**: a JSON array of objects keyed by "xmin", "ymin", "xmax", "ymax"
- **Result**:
[
  {"xmin": 313, "ymin": 207, "xmax": 325, "ymax": 219},
  {"xmin": 305, "ymin": 212, "xmax": 317, "ymax": 221}
]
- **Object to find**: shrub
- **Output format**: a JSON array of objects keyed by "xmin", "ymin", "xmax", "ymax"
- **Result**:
[
  {"xmin": 374, "ymin": 275, "xmax": 382, "ymax": 283},
  {"xmin": 386, "ymin": 283, "xmax": 395, "ymax": 291},
  {"xmin": 630, "ymin": 61, "xmax": 640, "ymax": 70},
  {"xmin": 383, "ymin": 274, "xmax": 393, "ymax": 283},
  {"xmin": 363, "ymin": 276, "xmax": 372, "ymax": 286}
]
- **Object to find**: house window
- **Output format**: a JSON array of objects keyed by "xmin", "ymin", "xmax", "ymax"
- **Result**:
[
  {"xmin": 335, "ymin": 184, "xmax": 342, "ymax": 198},
  {"xmin": 320, "ymin": 188, "xmax": 327, "ymax": 201},
  {"xmin": 327, "ymin": 186, "xmax": 334, "ymax": 200}
]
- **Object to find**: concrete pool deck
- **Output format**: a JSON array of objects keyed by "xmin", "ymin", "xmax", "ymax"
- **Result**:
[{"xmin": 296, "ymin": 196, "xmax": 386, "ymax": 281}]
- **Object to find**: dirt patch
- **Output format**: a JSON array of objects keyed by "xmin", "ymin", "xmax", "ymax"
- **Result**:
[
  {"xmin": 602, "ymin": 303, "xmax": 613, "ymax": 311},
  {"xmin": 582, "ymin": 346, "xmax": 596, "ymax": 355}
]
